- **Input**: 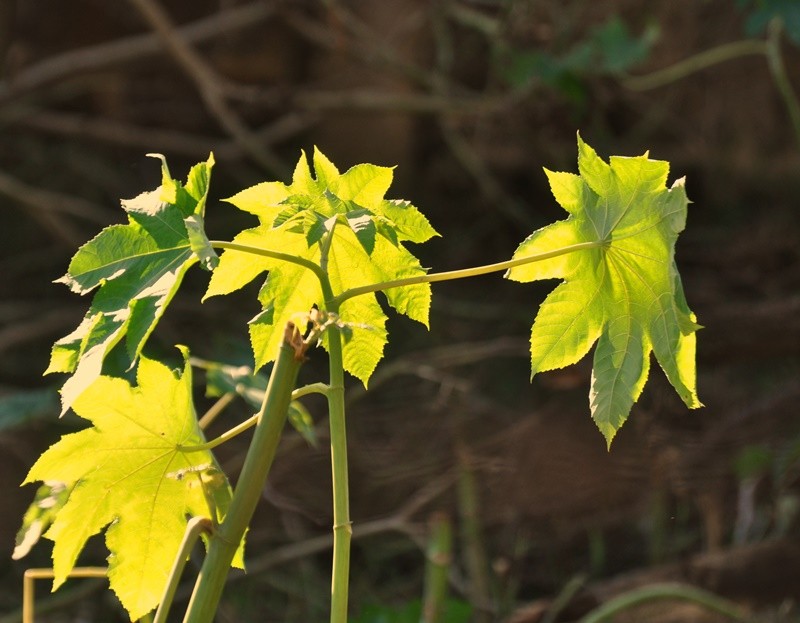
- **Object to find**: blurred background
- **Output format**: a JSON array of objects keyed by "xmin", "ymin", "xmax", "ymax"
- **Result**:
[{"xmin": 1, "ymin": 1, "xmax": 799, "ymax": 621}]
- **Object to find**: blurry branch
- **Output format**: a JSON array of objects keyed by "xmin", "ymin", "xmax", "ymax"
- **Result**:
[
  {"xmin": 285, "ymin": 1, "xmax": 437, "ymax": 90},
  {"xmin": 446, "ymin": 2, "xmax": 501, "ymax": 39},
  {"xmin": 429, "ymin": 6, "xmax": 535, "ymax": 228},
  {"xmin": 0, "ymin": 0, "xmax": 14, "ymax": 77},
  {"xmin": 346, "ymin": 336, "xmax": 527, "ymax": 406},
  {"xmin": 622, "ymin": 19, "xmax": 800, "ymax": 150},
  {"xmin": 621, "ymin": 39, "xmax": 767, "ymax": 91},
  {"xmin": 765, "ymin": 20, "xmax": 800, "ymax": 151},
  {"xmin": 0, "ymin": 309, "xmax": 76, "ymax": 355},
  {"xmin": 14, "ymin": 109, "xmax": 315, "ymax": 161},
  {"xmin": 0, "ymin": 170, "xmax": 107, "ymax": 246},
  {"xmin": 128, "ymin": 0, "xmax": 289, "ymax": 176},
  {"xmin": 0, "ymin": 1, "xmax": 275, "ymax": 103},
  {"xmin": 287, "ymin": 0, "xmax": 537, "ymax": 228},
  {"xmin": 287, "ymin": 89, "xmax": 520, "ymax": 115}
]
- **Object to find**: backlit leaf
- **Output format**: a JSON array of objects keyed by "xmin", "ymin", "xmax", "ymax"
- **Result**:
[
  {"xmin": 24, "ymin": 350, "xmax": 239, "ymax": 620},
  {"xmin": 47, "ymin": 154, "xmax": 215, "ymax": 414},
  {"xmin": 506, "ymin": 134, "xmax": 701, "ymax": 445},
  {"xmin": 206, "ymin": 148, "xmax": 438, "ymax": 385}
]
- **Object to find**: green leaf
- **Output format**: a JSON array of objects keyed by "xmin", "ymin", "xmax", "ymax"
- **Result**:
[
  {"xmin": 506, "ymin": 134, "xmax": 701, "ymax": 446},
  {"xmin": 47, "ymin": 154, "xmax": 214, "ymax": 413},
  {"xmin": 207, "ymin": 149, "xmax": 439, "ymax": 385},
  {"xmin": 24, "ymin": 350, "xmax": 239, "ymax": 621}
]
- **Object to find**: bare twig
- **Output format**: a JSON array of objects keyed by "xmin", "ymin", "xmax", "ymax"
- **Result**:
[
  {"xmin": 429, "ymin": 7, "xmax": 534, "ymax": 228},
  {"xmin": 290, "ymin": 88, "xmax": 519, "ymax": 114},
  {"xmin": 127, "ymin": 0, "xmax": 289, "ymax": 176},
  {"xmin": 0, "ymin": 169, "xmax": 108, "ymax": 245},
  {"xmin": 0, "ymin": 309, "xmax": 77, "ymax": 354},
  {"xmin": 14, "ymin": 109, "xmax": 316, "ymax": 161},
  {"xmin": 285, "ymin": 1, "xmax": 436, "ymax": 90},
  {"xmin": 0, "ymin": 1, "xmax": 276, "ymax": 102}
]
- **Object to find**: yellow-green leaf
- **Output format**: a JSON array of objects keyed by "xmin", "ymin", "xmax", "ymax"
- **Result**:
[
  {"xmin": 507, "ymin": 134, "xmax": 701, "ymax": 446},
  {"xmin": 48, "ymin": 154, "xmax": 215, "ymax": 414},
  {"xmin": 206, "ymin": 149, "xmax": 439, "ymax": 385},
  {"xmin": 24, "ymin": 351, "xmax": 239, "ymax": 620}
]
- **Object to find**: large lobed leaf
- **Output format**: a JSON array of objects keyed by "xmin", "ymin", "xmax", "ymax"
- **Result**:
[
  {"xmin": 25, "ymin": 350, "xmax": 239, "ymax": 621},
  {"xmin": 205, "ymin": 149, "xmax": 438, "ymax": 384},
  {"xmin": 47, "ymin": 154, "xmax": 216, "ymax": 413},
  {"xmin": 506, "ymin": 134, "xmax": 701, "ymax": 445}
]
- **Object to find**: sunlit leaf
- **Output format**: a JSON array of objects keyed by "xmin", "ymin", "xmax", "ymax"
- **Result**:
[
  {"xmin": 206, "ymin": 148, "xmax": 438, "ymax": 385},
  {"xmin": 25, "ymin": 350, "xmax": 240, "ymax": 620},
  {"xmin": 507, "ymin": 134, "xmax": 701, "ymax": 445},
  {"xmin": 47, "ymin": 154, "xmax": 215, "ymax": 413}
]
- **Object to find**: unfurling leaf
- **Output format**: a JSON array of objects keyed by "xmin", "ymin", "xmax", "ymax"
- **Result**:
[
  {"xmin": 506, "ymin": 134, "xmax": 701, "ymax": 446},
  {"xmin": 25, "ymin": 350, "xmax": 240, "ymax": 620},
  {"xmin": 205, "ymin": 148, "xmax": 439, "ymax": 385},
  {"xmin": 47, "ymin": 154, "xmax": 214, "ymax": 414}
]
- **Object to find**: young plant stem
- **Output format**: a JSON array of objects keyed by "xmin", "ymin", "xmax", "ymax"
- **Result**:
[
  {"xmin": 210, "ymin": 240, "xmax": 327, "ymax": 283},
  {"xmin": 182, "ymin": 324, "xmax": 304, "ymax": 623},
  {"xmin": 183, "ymin": 384, "xmax": 329, "ymax": 452},
  {"xmin": 326, "ymin": 323, "xmax": 351, "ymax": 623},
  {"xmin": 197, "ymin": 392, "xmax": 235, "ymax": 429},
  {"xmin": 202, "ymin": 226, "xmax": 603, "ymax": 623},
  {"xmin": 331, "ymin": 240, "xmax": 603, "ymax": 307},
  {"xmin": 314, "ymin": 222, "xmax": 353, "ymax": 623},
  {"xmin": 153, "ymin": 517, "xmax": 212, "ymax": 623}
]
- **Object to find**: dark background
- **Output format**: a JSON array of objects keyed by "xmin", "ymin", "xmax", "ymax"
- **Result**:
[{"xmin": 0, "ymin": 1, "xmax": 799, "ymax": 621}]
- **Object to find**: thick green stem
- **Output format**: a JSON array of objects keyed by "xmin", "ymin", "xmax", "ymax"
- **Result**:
[
  {"xmin": 578, "ymin": 583, "xmax": 750, "ymax": 623},
  {"xmin": 331, "ymin": 241, "xmax": 602, "ymax": 307},
  {"xmin": 182, "ymin": 324, "xmax": 304, "ymax": 623},
  {"xmin": 326, "ymin": 322, "xmax": 351, "ymax": 623}
]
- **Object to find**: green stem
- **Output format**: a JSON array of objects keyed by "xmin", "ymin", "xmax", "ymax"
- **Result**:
[
  {"xmin": 305, "ymin": 224, "xmax": 352, "ymax": 623},
  {"xmin": 210, "ymin": 240, "xmax": 327, "ymax": 283},
  {"xmin": 765, "ymin": 19, "xmax": 800, "ymax": 151},
  {"xmin": 578, "ymin": 583, "xmax": 751, "ymax": 623},
  {"xmin": 622, "ymin": 39, "xmax": 767, "ymax": 91},
  {"xmin": 326, "ymin": 321, "xmax": 351, "ymax": 623},
  {"xmin": 182, "ymin": 324, "xmax": 304, "ymax": 623},
  {"xmin": 332, "ymin": 240, "xmax": 602, "ymax": 307},
  {"xmin": 197, "ymin": 393, "xmax": 235, "ymax": 430},
  {"xmin": 182, "ymin": 384, "xmax": 329, "ymax": 452},
  {"xmin": 153, "ymin": 517, "xmax": 212, "ymax": 623}
]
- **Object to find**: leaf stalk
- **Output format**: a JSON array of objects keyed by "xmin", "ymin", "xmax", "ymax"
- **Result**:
[{"xmin": 331, "ymin": 240, "xmax": 603, "ymax": 307}]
